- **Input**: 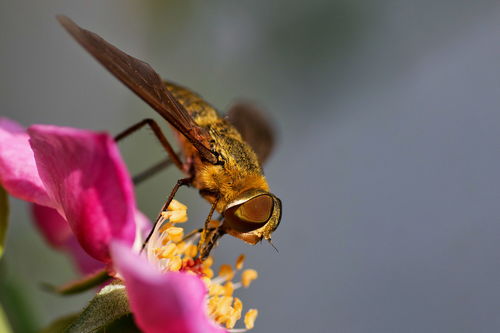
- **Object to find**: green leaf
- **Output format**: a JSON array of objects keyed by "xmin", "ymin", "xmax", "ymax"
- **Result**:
[
  {"xmin": 0, "ymin": 303, "xmax": 13, "ymax": 333},
  {"xmin": 39, "ymin": 313, "xmax": 79, "ymax": 333},
  {"xmin": 42, "ymin": 269, "xmax": 111, "ymax": 296},
  {"xmin": 65, "ymin": 284, "xmax": 132, "ymax": 333},
  {"xmin": 0, "ymin": 186, "xmax": 9, "ymax": 258}
]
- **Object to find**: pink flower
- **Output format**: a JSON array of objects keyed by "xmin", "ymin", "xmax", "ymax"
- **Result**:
[
  {"xmin": 0, "ymin": 118, "xmax": 136, "ymax": 264},
  {"xmin": 0, "ymin": 118, "xmax": 235, "ymax": 332}
]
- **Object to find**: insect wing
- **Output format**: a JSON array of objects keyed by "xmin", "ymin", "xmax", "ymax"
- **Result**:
[
  {"xmin": 57, "ymin": 15, "xmax": 217, "ymax": 164},
  {"xmin": 226, "ymin": 102, "xmax": 275, "ymax": 165}
]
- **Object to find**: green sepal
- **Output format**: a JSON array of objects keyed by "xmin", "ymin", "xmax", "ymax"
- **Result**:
[
  {"xmin": 64, "ymin": 283, "xmax": 133, "ymax": 333},
  {"xmin": 0, "ymin": 186, "xmax": 9, "ymax": 258},
  {"xmin": 42, "ymin": 269, "xmax": 111, "ymax": 295},
  {"xmin": 94, "ymin": 314, "xmax": 141, "ymax": 333}
]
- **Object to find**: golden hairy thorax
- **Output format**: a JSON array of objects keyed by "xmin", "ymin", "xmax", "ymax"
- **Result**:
[{"xmin": 165, "ymin": 82, "xmax": 270, "ymax": 212}]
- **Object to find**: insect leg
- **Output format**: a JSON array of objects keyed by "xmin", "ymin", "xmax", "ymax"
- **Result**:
[
  {"xmin": 141, "ymin": 176, "xmax": 193, "ymax": 250},
  {"xmin": 199, "ymin": 228, "xmax": 225, "ymax": 260},
  {"xmin": 115, "ymin": 118, "xmax": 184, "ymax": 171},
  {"xmin": 182, "ymin": 228, "xmax": 203, "ymax": 242},
  {"xmin": 132, "ymin": 156, "xmax": 174, "ymax": 185},
  {"xmin": 198, "ymin": 198, "xmax": 222, "ymax": 258}
]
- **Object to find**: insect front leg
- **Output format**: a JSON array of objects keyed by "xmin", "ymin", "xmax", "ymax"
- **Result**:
[
  {"xmin": 115, "ymin": 118, "xmax": 184, "ymax": 184},
  {"xmin": 197, "ymin": 198, "xmax": 225, "ymax": 259},
  {"xmin": 198, "ymin": 227, "xmax": 225, "ymax": 260},
  {"xmin": 141, "ymin": 176, "xmax": 193, "ymax": 250}
]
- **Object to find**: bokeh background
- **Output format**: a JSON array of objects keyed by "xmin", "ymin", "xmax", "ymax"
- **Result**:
[{"xmin": 2, "ymin": 1, "xmax": 500, "ymax": 332}]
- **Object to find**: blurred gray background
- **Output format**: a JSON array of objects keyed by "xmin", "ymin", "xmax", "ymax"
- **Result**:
[{"xmin": 1, "ymin": 0, "xmax": 500, "ymax": 332}]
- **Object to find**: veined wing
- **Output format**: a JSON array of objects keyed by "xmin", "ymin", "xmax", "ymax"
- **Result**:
[{"xmin": 57, "ymin": 15, "xmax": 217, "ymax": 164}]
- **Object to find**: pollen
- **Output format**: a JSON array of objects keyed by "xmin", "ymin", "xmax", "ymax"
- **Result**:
[
  {"xmin": 223, "ymin": 281, "xmax": 234, "ymax": 296},
  {"xmin": 219, "ymin": 264, "xmax": 235, "ymax": 280},
  {"xmin": 185, "ymin": 244, "xmax": 198, "ymax": 258},
  {"xmin": 236, "ymin": 254, "xmax": 245, "ymax": 270},
  {"xmin": 156, "ymin": 243, "xmax": 177, "ymax": 259},
  {"xmin": 244, "ymin": 309, "xmax": 258, "ymax": 330},
  {"xmin": 167, "ymin": 256, "xmax": 182, "ymax": 271},
  {"xmin": 146, "ymin": 199, "xmax": 260, "ymax": 330},
  {"xmin": 203, "ymin": 267, "xmax": 215, "ymax": 279},
  {"xmin": 241, "ymin": 269, "xmax": 258, "ymax": 288},
  {"xmin": 166, "ymin": 227, "xmax": 184, "ymax": 242},
  {"xmin": 167, "ymin": 199, "xmax": 187, "ymax": 211},
  {"xmin": 162, "ymin": 210, "xmax": 188, "ymax": 223},
  {"xmin": 203, "ymin": 256, "xmax": 214, "ymax": 268}
]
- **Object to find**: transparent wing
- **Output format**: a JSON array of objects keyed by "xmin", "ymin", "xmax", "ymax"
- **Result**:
[
  {"xmin": 57, "ymin": 15, "xmax": 217, "ymax": 164},
  {"xmin": 226, "ymin": 102, "xmax": 276, "ymax": 165}
]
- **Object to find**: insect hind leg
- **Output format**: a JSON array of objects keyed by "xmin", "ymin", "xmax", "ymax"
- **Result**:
[{"xmin": 115, "ymin": 118, "xmax": 184, "ymax": 180}]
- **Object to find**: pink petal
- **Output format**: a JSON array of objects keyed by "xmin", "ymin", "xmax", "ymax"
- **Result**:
[
  {"xmin": 32, "ymin": 203, "xmax": 72, "ymax": 248},
  {"xmin": 28, "ymin": 125, "xmax": 136, "ymax": 263},
  {"xmin": 32, "ymin": 204, "xmax": 103, "ymax": 275},
  {"xmin": 0, "ymin": 118, "xmax": 51, "ymax": 206},
  {"xmin": 111, "ymin": 242, "xmax": 226, "ymax": 333}
]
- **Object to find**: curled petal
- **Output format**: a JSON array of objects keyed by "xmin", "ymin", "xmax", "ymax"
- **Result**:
[
  {"xmin": 111, "ymin": 242, "xmax": 225, "ymax": 333},
  {"xmin": 32, "ymin": 204, "xmax": 103, "ymax": 275},
  {"xmin": 28, "ymin": 125, "xmax": 136, "ymax": 262},
  {"xmin": 0, "ymin": 118, "xmax": 51, "ymax": 206}
]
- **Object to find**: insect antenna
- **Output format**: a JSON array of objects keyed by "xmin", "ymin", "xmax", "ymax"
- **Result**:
[{"xmin": 268, "ymin": 239, "xmax": 279, "ymax": 254}]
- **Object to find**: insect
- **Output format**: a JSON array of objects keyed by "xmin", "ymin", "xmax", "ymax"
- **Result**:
[{"xmin": 57, "ymin": 16, "xmax": 282, "ymax": 259}]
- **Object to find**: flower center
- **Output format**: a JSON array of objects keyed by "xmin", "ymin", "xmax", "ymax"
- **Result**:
[{"xmin": 146, "ymin": 199, "xmax": 259, "ymax": 330}]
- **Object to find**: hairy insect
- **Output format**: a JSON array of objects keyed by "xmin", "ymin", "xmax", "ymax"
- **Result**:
[{"xmin": 58, "ymin": 16, "xmax": 282, "ymax": 258}]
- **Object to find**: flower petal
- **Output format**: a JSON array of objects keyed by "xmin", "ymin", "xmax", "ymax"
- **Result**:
[
  {"xmin": 32, "ymin": 204, "xmax": 104, "ymax": 275},
  {"xmin": 0, "ymin": 118, "xmax": 51, "ymax": 206},
  {"xmin": 111, "ymin": 242, "xmax": 225, "ymax": 333},
  {"xmin": 28, "ymin": 125, "xmax": 136, "ymax": 262},
  {"xmin": 32, "ymin": 203, "xmax": 72, "ymax": 248}
]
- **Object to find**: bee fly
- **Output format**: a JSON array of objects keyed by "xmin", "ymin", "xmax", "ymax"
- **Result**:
[{"xmin": 57, "ymin": 16, "xmax": 282, "ymax": 259}]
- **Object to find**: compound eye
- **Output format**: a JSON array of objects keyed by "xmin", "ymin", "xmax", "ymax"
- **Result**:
[{"xmin": 235, "ymin": 195, "xmax": 273, "ymax": 223}]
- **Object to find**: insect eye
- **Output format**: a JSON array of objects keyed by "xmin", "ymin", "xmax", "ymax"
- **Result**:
[{"xmin": 235, "ymin": 195, "xmax": 273, "ymax": 223}]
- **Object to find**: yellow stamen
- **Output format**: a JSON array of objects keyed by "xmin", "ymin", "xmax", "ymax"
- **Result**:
[
  {"xmin": 175, "ymin": 241, "xmax": 188, "ymax": 254},
  {"xmin": 225, "ymin": 313, "xmax": 238, "ymax": 329},
  {"xmin": 166, "ymin": 227, "xmax": 184, "ymax": 242},
  {"xmin": 168, "ymin": 199, "xmax": 187, "ymax": 211},
  {"xmin": 241, "ymin": 269, "xmax": 258, "ymax": 288},
  {"xmin": 219, "ymin": 264, "xmax": 235, "ymax": 280},
  {"xmin": 236, "ymin": 254, "xmax": 245, "ymax": 270},
  {"xmin": 185, "ymin": 244, "xmax": 198, "ymax": 258},
  {"xmin": 203, "ymin": 256, "xmax": 214, "ymax": 268},
  {"xmin": 146, "ymin": 199, "xmax": 261, "ymax": 330},
  {"xmin": 167, "ymin": 256, "xmax": 182, "ymax": 271},
  {"xmin": 223, "ymin": 281, "xmax": 234, "ymax": 296},
  {"xmin": 203, "ymin": 267, "xmax": 214, "ymax": 279},
  {"xmin": 244, "ymin": 309, "xmax": 258, "ymax": 330},
  {"xmin": 233, "ymin": 297, "xmax": 243, "ymax": 318},
  {"xmin": 209, "ymin": 284, "xmax": 225, "ymax": 296},
  {"xmin": 158, "ymin": 222, "xmax": 173, "ymax": 234},
  {"xmin": 218, "ymin": 296, "xmax": 233, "ymax": 316},
  {"xmin": 168, "ymin": 210, "xmax": 188, "ymax": 223},
  {"xmin": 156, "ymin": 243, "xmax": 177, "ymax": 259}
]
